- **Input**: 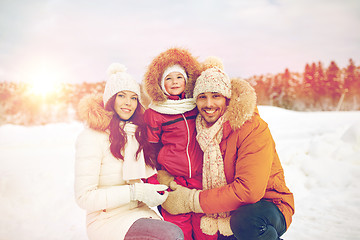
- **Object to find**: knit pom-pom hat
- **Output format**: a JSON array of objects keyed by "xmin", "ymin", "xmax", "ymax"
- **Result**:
[
  {"xmin": 103, "ymin": 63, "xmax": 140, "ymax": 108},
  {"xmin": 201, "ymin": 56, "xmax": 224, "ymax": 72},
  {"xmin": 193, "ymin": 66, "xmax": 231, "ymax": 100}
]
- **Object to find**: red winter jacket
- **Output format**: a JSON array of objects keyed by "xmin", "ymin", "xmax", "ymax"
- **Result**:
[
  {"xmin": 144, "ymin": 98, "xmax": 203, "ymax": 179},
  {"xmin": 142, "ymin": 47, "xmax": 203, "ymax": 189}
]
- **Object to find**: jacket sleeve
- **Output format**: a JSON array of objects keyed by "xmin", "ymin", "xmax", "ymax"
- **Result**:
[
  {"xmin": 144, "ymin": 109, "xmax": 162, "ymax": 143},
  {"xmin": 74, "ymin": 129, "xmax": 131, "ymax": 212},
  {"xmin": 199, "ymin": 118, "xmax": 274, "ymax": 214}
]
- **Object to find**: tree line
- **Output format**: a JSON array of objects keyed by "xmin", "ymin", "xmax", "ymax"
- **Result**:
[
  {"xmin": 250, "ymin": 59, "xmax": 360, "ymax": 111},
  {"xmin": 0, "ymin": 59, "xmax": 359, "ymax": 125},
  {"xmin": 0, "ymin": 81, "xmax": 105, "ymax": 125}
]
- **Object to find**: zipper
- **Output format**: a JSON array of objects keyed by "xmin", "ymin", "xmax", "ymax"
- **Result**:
[{"xmin": 182, "ymin": 113, "xmax": 192, "ymax": 178}]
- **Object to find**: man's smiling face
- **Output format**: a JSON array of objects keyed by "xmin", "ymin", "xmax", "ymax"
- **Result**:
[{"xmin": 196, "ymin": 92, "xmax": 228, "ymax": 127}]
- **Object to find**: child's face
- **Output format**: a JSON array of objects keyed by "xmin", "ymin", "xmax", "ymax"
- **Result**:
[{"xmin": 164, "ymin": 72, "xmax": 186, "ymax": 96}]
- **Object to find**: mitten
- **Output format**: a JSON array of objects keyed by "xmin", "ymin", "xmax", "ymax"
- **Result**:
[
  {"xmin": 157, "ymin": 170, "xmax": 175, "ymax": 187},
  {"xmin": 161, "ymin": 181, "xmax": 203, "ymax": 215},
  {"xmin": 218, "ymin": 217, "xmax": 233, "ymax": 236},
  {"xmin": 130, "ymin": 183, "xmax": 169, "ymax": 207},
  {"xmin": 200, "ymin": 215, "xmax": 233, "ymax": 236},
  {"xmin": 200, "ymin": 216, "xmax": 218, "ymax": 236}
]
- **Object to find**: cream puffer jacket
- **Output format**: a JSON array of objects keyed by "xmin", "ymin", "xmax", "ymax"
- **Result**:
[{"xmin": 74, "ymin": 94, "xmax": 160, "ymax": 240}]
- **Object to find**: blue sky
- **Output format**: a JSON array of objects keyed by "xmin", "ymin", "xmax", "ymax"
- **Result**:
[{"xmin": 1, "ymin": 0, "xmax": 359, "ymax": 84}]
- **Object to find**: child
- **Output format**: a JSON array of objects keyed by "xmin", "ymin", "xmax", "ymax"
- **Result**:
[{"xmin": 143, "ymin": 48, "xmax": 217, "ymax": 240}]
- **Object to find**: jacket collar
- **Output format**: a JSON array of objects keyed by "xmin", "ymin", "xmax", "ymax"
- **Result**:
[
  {"xmin": 167, "ymin": 92, "xmax": 185, "ymax": 100},
  {"xmin": 225, "ymin": 78, "xmax": 257, "ymax": 130},
  {"xmin": 77, "ymin": 94, "xmax": 113, "ymax": 132}
]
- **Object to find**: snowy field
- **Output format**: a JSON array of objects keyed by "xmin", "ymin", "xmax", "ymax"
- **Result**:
[{"xmin": 0, "ymin": 106, "xmax": 359, "ymax": 240}]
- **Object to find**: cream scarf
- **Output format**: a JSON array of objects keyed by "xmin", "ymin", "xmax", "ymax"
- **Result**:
[
  {"xmin": 149, "ymin": 98, "xmax": 196, "ymax": 115},
  {"xmin": 196, "ymin": 114, "xmax": 233, "ymax": 236},
  {"xmin": 122, "ymin": 123, "xmax": 156, "ymax": 181}
]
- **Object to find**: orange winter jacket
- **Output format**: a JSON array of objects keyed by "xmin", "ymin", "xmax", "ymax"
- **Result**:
[{"xmin": 199, "ymin": 78, "xmax": 295, "ymax": 229}]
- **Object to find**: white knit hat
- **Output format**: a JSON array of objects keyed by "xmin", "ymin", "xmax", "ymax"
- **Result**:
[
  {"xmin": 103, "ymin": 63, "xmax": 140, "ymax": 108},
  {"xmin": 193, "ymin": 67, "xmax": 231, "ymax": 99},
  {"xmin": 161, "ymin": 64, "xmax": 188, "ymax": 95}
]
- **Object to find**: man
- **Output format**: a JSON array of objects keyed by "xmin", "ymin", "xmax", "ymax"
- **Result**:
[{"xmin": 159, "ymin": 65, "xmax": 294, "ymax": 240}]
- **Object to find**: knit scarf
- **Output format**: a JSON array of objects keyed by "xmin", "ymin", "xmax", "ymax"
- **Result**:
[
  {"xmin": 122, "ymin": 123, "xmax": 156, "ymax": 181},
  {"xmin": 149, "ymin": 98, "xmax": 196, "ymax": 115},
  {"xmin": 196, "ymin": 114, "xmax": 233, "ymax": 236}
]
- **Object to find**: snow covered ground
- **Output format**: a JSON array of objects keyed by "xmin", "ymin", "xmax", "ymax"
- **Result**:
[{"xmin": 0, "ymin": 106, "xmax": 359, "ymax": 240}]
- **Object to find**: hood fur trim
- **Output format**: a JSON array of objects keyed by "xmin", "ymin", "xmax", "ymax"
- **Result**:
[
  {"xmin": 226, "ymin": 78, "xmax": 257, "ymax": 130},
  {"xmin": 139, "ymin": 83, "xmax": 151, "ymax": 109},
  {"xmin": 143, "ymin": 47, "xmax": 202, "ymax": 103},
  {"xmin": 77, "ymin": 94, "xmax": 113, "ymax": 132}
]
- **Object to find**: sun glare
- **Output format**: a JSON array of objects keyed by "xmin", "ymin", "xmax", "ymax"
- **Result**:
[{"xmin": 27, "ymin": 66, "xmax": 62, "ymax": 97}]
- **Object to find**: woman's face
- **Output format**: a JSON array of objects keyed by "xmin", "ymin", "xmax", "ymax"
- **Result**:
[
  {"xmin": 164, "ymin": 72, "xmax": 186, "ymax": 96},
  {"xmin": 114, "ymin": 90, "xmax": 138, "ymax": 121}
]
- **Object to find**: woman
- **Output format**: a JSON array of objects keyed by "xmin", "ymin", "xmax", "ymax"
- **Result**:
[{"xmin": 75, "ymin": 63, "xmax": 184, "ymax": 240}]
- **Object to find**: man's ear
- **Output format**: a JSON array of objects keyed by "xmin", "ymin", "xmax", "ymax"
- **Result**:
[{"xmin": 226, "ymin": 98, "xmax": 231, "ymax": 106}]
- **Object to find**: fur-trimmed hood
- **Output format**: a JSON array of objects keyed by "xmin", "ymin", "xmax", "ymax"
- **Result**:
[
  {"xmin": 143, "ymin": 47, "xmax": 202, "ymax": 103},
  {"xmin": 226, "ymin": 77, "xmax": 257, "ymax": 130},
  {"xmin": 77, "ymin": 94, "xmax": 113, "ymax": 132}
]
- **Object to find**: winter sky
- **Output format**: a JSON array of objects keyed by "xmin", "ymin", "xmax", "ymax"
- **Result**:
[{"xmin": 0, "ymin": 0, "xmax": 359, "ymax": 84}]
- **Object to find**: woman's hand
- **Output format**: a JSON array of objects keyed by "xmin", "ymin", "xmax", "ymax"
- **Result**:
[{"xmin": 130, "ymin": 183, "xmax": 169, "ymax": 207}]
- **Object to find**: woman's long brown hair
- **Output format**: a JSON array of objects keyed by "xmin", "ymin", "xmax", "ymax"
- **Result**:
[{"xmin": 105, "ymin": 95, "xmax": 157, "ymax": 169}]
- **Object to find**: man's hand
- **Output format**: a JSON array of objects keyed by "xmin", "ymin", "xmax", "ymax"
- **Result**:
[
  {"xmin": 156, "ymin": 170, "xmax": 174, "ymax": 187},
  {"xmin": 161, "ymin": 181, "xmax": 203, "ymax": 215}
]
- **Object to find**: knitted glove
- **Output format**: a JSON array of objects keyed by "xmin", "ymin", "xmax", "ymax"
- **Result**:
[
  {"xmin": 161, "ymin": 181, "xmax": 203, "ymax": 215},
  {"xmin": 130, "ymin": 183, "xmax": 169, "ymax": 207},
  {"xmin": 156, "ymin": 170, "xmax": 175, "ymax": 187}
]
